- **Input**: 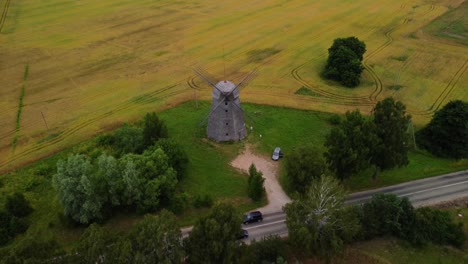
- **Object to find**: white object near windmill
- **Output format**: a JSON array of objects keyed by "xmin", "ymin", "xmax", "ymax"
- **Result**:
[{"xmin": 194, "ymin": 68, "xmax": 257, "ymax": 142}]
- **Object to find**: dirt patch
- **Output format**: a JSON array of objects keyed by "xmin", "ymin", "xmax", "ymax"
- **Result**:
[
  {"xmin": 230, "ymin": 144, "xmax": 291, "ymax": 214},
  {"xmin": 428, "ymin": 196, "xmax": 468, "ymax": 209}
]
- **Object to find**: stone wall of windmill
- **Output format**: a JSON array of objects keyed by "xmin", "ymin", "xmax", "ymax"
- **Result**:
[{"xmin": 207, "ymin": 81, "xmax": 247, "ymax": 141}]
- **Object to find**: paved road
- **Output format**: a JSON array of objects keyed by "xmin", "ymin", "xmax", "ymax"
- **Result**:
[{"xmin": 242, "ymin": 170, "xmax": 468, "ymax": 243}]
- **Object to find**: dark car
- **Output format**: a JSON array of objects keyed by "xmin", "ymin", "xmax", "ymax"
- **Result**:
[
  {"xmin": 237, "ymin": 229, "xmax": 249, "ymax": 240},
  {"xmin": 272, "ymin": 147, "xmax": 284, "ymax": 161},
  {"xmin": 243, "ymin": 211, "xmax": 263, "ymax": 224}
]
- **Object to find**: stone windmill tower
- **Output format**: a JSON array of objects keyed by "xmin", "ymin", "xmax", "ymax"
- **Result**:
[{"xmin": 194, "ymin": 68, "xmax": 257, "ymax": 142}]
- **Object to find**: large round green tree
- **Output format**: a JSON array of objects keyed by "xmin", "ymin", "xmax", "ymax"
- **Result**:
[
  {"xmin": 323, "ymin": 37, "xmax": 366, "ymax": 87},
  {"xmin": 416, "ymin": 100, "xmax": 468, "ymax": 159}
]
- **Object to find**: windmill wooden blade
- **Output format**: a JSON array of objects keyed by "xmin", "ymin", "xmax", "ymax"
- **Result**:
[
  {"xmin": 231, "ymin": 101, "xmax": 255, "ymax": 124},
  {"xmin": 193, "ymin": 67, "xmax": 224, "ymax": 94},
  {"xmin": 198, "ymin": 98, "xmax": 226, "ymax": 126},
  {"xmin": 234, "ymin": 68, "xmax": 258, "ymax": 91}
]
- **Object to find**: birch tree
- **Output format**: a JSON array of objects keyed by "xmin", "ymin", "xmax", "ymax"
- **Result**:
[{"xmin": 284, "ymin": 175, "xmax": 359, "ymax": 261}]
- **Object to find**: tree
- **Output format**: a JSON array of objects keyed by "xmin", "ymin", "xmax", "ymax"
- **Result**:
[
  {"xmin": 284, "ymin": 175, "xmax": 360, "ymax": 261},
  {"xmin": 142, "ymin": 112, "xmax": 168, "ymax": 149},
  {"xmin": 323, "ymin": 37, "xmax": 366, "ymax": 87},
  {"xmin": 119, "ymin": 155, "xmax": 144, "ymax": 207},
  {"xmin": 328, "ymin": 37, "xmax": 366, "ymax": 61},
  {"xmin": 2, "ymin": 236, "xmax": 64, "ymax": 263},
  {"xmin": 285, "ymin": 145, "xmax": 327, "ymax": 194},
  {"xmin": 97, "ymin": 154, "xmax": 123, "ymax": 206},
  {"xmin": 359, "ymin": 193, "xmax": 405, "ymax": 239},
  {"xmin": 113, "ymin": 124, "xmax": 144, "ymax": 155},
  {"xmin": 75, "ymin": 223, "xmax": 115, "ymax": 263},
  {"xmin": 138, "ymin": 147, "xmax": 178, "ymax": 209},
  {"xmin": 414, "ymin": 207, "xmax": 465, "ymax": 247},
  {"xmin": 185, "ymin": 203, "xmax": 242, "ymax": 264},
  {"xmin": 247, "ymin": 164, "xmax": 265, "ymax": 201},
  {"xmin": 324, "ymin": 110, "xmax": 378, "ymax": 180},
  {"xmin": 128, "ymin": 211, "xmax": 184, "ymax": 263},
  {"xmin": 53, "ymin": 154, "xmax": 107, "ymax": 224},
  {"xmin": 5, "ymin": 192, "xmax": 33, "ymax": 218},
  {"xmin": 417, "ymin": 100, "xmax": 468, "ymax": 159},
  {"xmin": 238, "ymin": 235, "xmax": 287, "ymax": 264},
  {"xmin": 372, "ymin": 97, "xmax": 411, "ymax": 170},
  {"xmin": 153, "ymin": 139, "xmax": 189, "ymax": 180}
]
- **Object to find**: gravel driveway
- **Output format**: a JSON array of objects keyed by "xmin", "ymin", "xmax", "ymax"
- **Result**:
[{"xmin": 230, "ymin": 144, "xmax": 291, "ymax": 214}]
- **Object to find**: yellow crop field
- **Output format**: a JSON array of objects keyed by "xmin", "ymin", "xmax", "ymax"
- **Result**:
[{"xmin": 0, "ymin": 0, "xmax": 466, "ymax": 172}]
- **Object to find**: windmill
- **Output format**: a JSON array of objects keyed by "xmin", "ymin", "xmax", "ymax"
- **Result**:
[{"xmin": 193, "ymin": 67, "xmax": 257, "ymax": 142}]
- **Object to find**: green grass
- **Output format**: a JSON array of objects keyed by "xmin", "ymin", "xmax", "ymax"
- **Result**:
[
  {"xmin": 1, "ymin": 101, "xmax": 467, "ymax": 253},
  {"xmin": 246, "ymin": 48, "xmax": 281, "ymax": 63},
  {"xmin": 12, "ymin": 64, "xmax": 29, "ymax": 151},
  {"xmin": 353, "ymin": 238, "xmax": 467, "ymax": 264},
  {"xmin": 424, "ymin": 1, "xmax": 467, "ymax": 45},
  {"xmin": 344, "ymin": 150, "xmax": 468, "ymax": 191},
  {"xmin": 294, "ymin": 86, "xmax": 321, "ymax": 97}
]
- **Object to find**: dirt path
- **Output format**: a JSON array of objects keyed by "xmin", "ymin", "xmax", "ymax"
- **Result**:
[{"xmin": 230, "ymin": 144, "xmax": 291, "ymax": 214}]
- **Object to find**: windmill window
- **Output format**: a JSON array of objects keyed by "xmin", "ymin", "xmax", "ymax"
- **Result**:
[
  {"xmin": 226, "ymin": 122, "xmax": 229, "ymax": 125},
  {"xmin": 225, "ymin": 110, "xmax": 228, "ymax": 113},
  {"xmin": 226, "ymin": 133, "xmax": 229, "ymax": 136},
  {"xmin": 225, "ymin": 102, "xmax": 228, "ymax": 105}
]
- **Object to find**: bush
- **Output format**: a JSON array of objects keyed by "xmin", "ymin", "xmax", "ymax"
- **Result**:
[
  {"xmin": 359, "ymin": 193, "xmax": 405, "ymax": 239},
  {"xmin": 328, "ymin": 114, "xmax": 342, "ymax": 125},
  {"xmin": 6, "ymin": 193, "xmax": 33, "ymax": 218},
  {"xmin": 416, "ymin": 100, "xmax": 468, "ymax": 159},
  {"xmin": 142, "ymin": 112, "xmax": 168, "ymax": 149},
  {"xmin": 285, "ymin": 145, "xmax": 327, "ymax": 194},
  {"xmin": 192, "ymin": 194, "xmax": 214, "ymax": 208},
  {"xmin": 34, "ymin": 164, "xmax": 55, "ymax": 177},
  {"xmin": 247, "ymin": 164, "xmax": 265, "ymax": 201},
  {"xmin": 153, "ymin": 139, "xmax": 189, "ymax": 180},
  {"xmin": 169, "ymin": 192, "xmax": 189, "ymax": 214},
  {"xmin": 238, "ymin": 235, "xmax": 287, "ymax": 264},
  {"xmin": 413, "ymin": 207, "xmax": 465, "ymax": 247},
  {"xmin": 8, "ymin": 216, "xmax": 28, "ymax": 236}
]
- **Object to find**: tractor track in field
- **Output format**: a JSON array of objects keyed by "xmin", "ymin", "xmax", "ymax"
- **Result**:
[
  {"xmin": 187, "ymin": 3, "xmax": 383, "ymax": 109},
  {"xmin": 411, "ymin": 59, "xmax": 468, "ymax": 116},
  {"xmin": 0, "ymin": 83, "xmax": 187, "ymax": 170},
  {"xmin": 0, "ymin": 0, "xmax": 11, "ymax": 33}
]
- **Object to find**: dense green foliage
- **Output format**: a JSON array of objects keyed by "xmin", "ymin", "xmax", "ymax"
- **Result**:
[
  {"xmin": 69, "ymin": 210, "xmax": 183, "ymax": 263},
  {"xmin": 284, "ymin": 175, "xmax": 360, "ymax": 261},
  {"xmin": 284, "ymin": 145, "xmax": 327, "ymax": 193},
  {"xmin": 325, "ymin": 98, "xmax": 411, "ymax": 180},
  {"xmin": 238, "ymin": 235, "xmax": 288, "ymax": 264},
  {"xmin": 323, "ymin": 37, "xmax": 366, "ymax": 87},
  {"xmin": 5, "ymin": 193, "xmax": 33, "ymax": 218},
  {"xmin": 412, "ymin": 207, "xmax": 465, "ymax": 247},
  {"xmin": 1, "ymin": 237, "xmax": 64, "ymax": 263},
  {"xmin": 359, "ymin": 193, "xmax": 411, "ymax": 239},
  {"xmin": 417, "ymin": 100, "xmax": 468, "ymax": 159},
  {"xmin": 247, "ymin": 164, "xmax": 265, "ymax": 201},
  {"xmin": 0, "ymin": 193, "xmax": 33, "ymax": 247},
  {"xmin": 53, "ymin": 148, "xmax": 178, "ymax": 224},
  {"xmin": 372, "ymin": 97, "xmax": 411, "ymax": 170},
  {"xmin": 358, "ymin": 193, "xmax": 465, "ymax": 248},
  {"xmin": 142, "ymin": 112, "xmax": 168, "ymax": 149},
  {"xmin": 51, "ymin": 112, "xmax": 186, "ymax": 224},
  {"xmin": 153, "ymin": 139, "xmax": 189, "ymax": 180},
  {"xmin": 184, "ymin": 203, "xmax": 242, "ymax": 264},
  {"xmin": 324, "ymin": 110, "xmax": 377, "ymax": 180},
  {"xmin": 96, "ymin": 112, "xmax": 169, "ymax": 157},
  {"xmin": 125, "ymin": 211, "xmax": 184, "ymax": 263}
]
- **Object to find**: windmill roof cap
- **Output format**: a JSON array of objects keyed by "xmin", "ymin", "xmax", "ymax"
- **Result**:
[{"xmin": 215, "ymin": 80, "xmax": 236, "ymax": 93}]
